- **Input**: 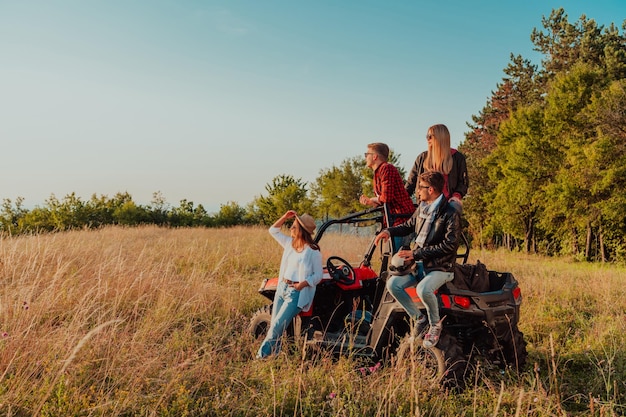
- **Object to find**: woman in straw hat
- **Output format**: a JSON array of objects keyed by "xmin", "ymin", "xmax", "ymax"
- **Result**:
[{"xmin": 256, "ymin": 210, "xmax": 323, "ymax": 359}]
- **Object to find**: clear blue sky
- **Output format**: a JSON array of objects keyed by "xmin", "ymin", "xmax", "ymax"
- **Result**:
[{"xmin": 1, "ymin": 1, "xmax": 624, "ymax": 212}]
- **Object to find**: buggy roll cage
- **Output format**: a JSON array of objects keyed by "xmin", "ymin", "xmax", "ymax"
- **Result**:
[
  {"xmin": 313, "ymin": 203, "xmax": 470, "ymax": 267},
  {"xmin": 313, "ymin": 206, "xmax": 385, "ymax": 244}
]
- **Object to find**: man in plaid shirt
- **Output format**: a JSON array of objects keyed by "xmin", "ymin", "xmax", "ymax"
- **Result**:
[{"xmin": 360, "ymin": 142, "xmax": 415, "ymax": 251}]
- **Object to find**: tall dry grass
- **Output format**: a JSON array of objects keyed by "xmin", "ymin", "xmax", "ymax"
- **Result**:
[{"xmin": 0, "ymin": 226, "xmax": 624, "ymax": 416}]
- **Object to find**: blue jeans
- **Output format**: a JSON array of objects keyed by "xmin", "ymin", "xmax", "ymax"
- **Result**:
[
  {"xmin": 386, "ymin": 268, "xmax": 453, "ymax": 325},
  {"xmin": 256, "ymin": 281, "xmax": 302, "ymax": 358}
]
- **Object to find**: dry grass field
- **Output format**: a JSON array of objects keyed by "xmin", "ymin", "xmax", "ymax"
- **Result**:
[{"xmin": 0, "ymin": 225, "xmax": 625, "ymax": 416}]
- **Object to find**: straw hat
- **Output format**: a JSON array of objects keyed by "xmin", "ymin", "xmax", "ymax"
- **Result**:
[{"xmin": 295, "ymin": 213, "xmax": 316, "ymax": 235}]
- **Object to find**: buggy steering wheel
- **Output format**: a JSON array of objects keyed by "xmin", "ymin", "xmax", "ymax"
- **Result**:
[{"xmin": 326, "ymin": 256, "xmax": 356, "ymax": 286}]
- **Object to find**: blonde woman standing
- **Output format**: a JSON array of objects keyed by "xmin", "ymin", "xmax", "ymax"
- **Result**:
[{"xmin": 405, "ymin": 124, "xmax": 468, "ymax": 211}]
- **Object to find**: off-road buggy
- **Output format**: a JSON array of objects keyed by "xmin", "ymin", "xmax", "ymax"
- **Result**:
[{"xmin": 249, "ymin": 206, "xmax": 527, "ymax": 387}]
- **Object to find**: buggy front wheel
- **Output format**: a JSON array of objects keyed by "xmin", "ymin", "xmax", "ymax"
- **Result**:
[
  {"xmin": 248, "ymin": 304, "xmax": 300, "ymax": 340},
  {"xmin": 249, "ymin": 305, "xmax": 273, "ymax": 340}
]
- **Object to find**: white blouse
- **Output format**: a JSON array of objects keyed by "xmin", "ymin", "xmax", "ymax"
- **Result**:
[{"xmin": 269, "ymin": 226, "xmax": 323, "ymax": 312}]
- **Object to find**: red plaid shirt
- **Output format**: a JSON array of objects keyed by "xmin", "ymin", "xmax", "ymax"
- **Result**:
[{"xmin": 374, "ymin": 162, "xmax": 415, "ymax": 226}]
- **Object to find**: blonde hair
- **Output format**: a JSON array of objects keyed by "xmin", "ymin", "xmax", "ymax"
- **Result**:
[{"xmin": 424, "ymin": 124, "xmax": 453, "ymax": 174}]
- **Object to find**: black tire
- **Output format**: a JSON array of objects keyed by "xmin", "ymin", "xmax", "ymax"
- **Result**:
[
  {"xmin": 437, "ymin": 332, "xmax": 469, "ymax": 390},
  {"xmin": 248, "ymin": 304, "xmax": 300, "ymax": 341},
  {"xmin": 500, "ymin": 325, "xmax": 528, "ymax": 372},
  {"xmin": 394, "ymin": 336, "xmax": 446, "ymax": 383},
  {"xmin": 249, "ymin": 305, "xmax": 272, "ymax": 340},
  {"xmin": 392, "ymin": 329, "xmax": 468, "ymax": 390}
]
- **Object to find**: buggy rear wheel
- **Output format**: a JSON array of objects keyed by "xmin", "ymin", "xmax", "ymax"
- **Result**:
[
  {"xmin": 500, "ymin": 325, "xmax": 528, "ymax": 372},
  {"xmin": 436, "ymin": 332, "xmax": 469, "ymax": 390}
]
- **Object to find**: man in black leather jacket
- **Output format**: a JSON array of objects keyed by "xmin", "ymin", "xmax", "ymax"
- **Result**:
[{"xmin": 374, "ymin": 171, "xmax": 461, "ymax": 348}]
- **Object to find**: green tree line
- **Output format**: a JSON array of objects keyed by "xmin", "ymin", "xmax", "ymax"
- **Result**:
[
  {"xmin": 460, "ymin": 8, "xmax": 626, "ymax": 262},
  {"xmin": 0, "ymin": 151, "xmax": 407, "ymax": 235},
  {"xmin": 0, "ymin": 192, "xmax": 255, "ymax": 234},
  {"xmin": 2, "ymin": 9, "xmax": 625, "ymax": 263},
  {"xmin": 0, "ymin": 153, "xmax": 398, "ymax": 235}
]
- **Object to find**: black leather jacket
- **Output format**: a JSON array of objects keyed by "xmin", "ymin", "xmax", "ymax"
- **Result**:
[{"xmin": 386, "ymin": 198, "xmax": 461, "ymax": 272}]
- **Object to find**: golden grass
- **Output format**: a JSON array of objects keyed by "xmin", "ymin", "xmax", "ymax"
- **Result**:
[{"xmin": 0, "ymin": 226, "xmax": 625, "ymax": 416}]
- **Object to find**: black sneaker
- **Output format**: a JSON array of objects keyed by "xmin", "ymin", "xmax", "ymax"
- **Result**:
[{"xmin": 413, "ymin": 315, "xmax": 428, "ymax": 338}]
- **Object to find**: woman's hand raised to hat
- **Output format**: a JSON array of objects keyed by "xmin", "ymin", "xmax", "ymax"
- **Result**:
[{"xmin": 272, "ymin": 210, "xmax": 297, "ymax": 228}]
